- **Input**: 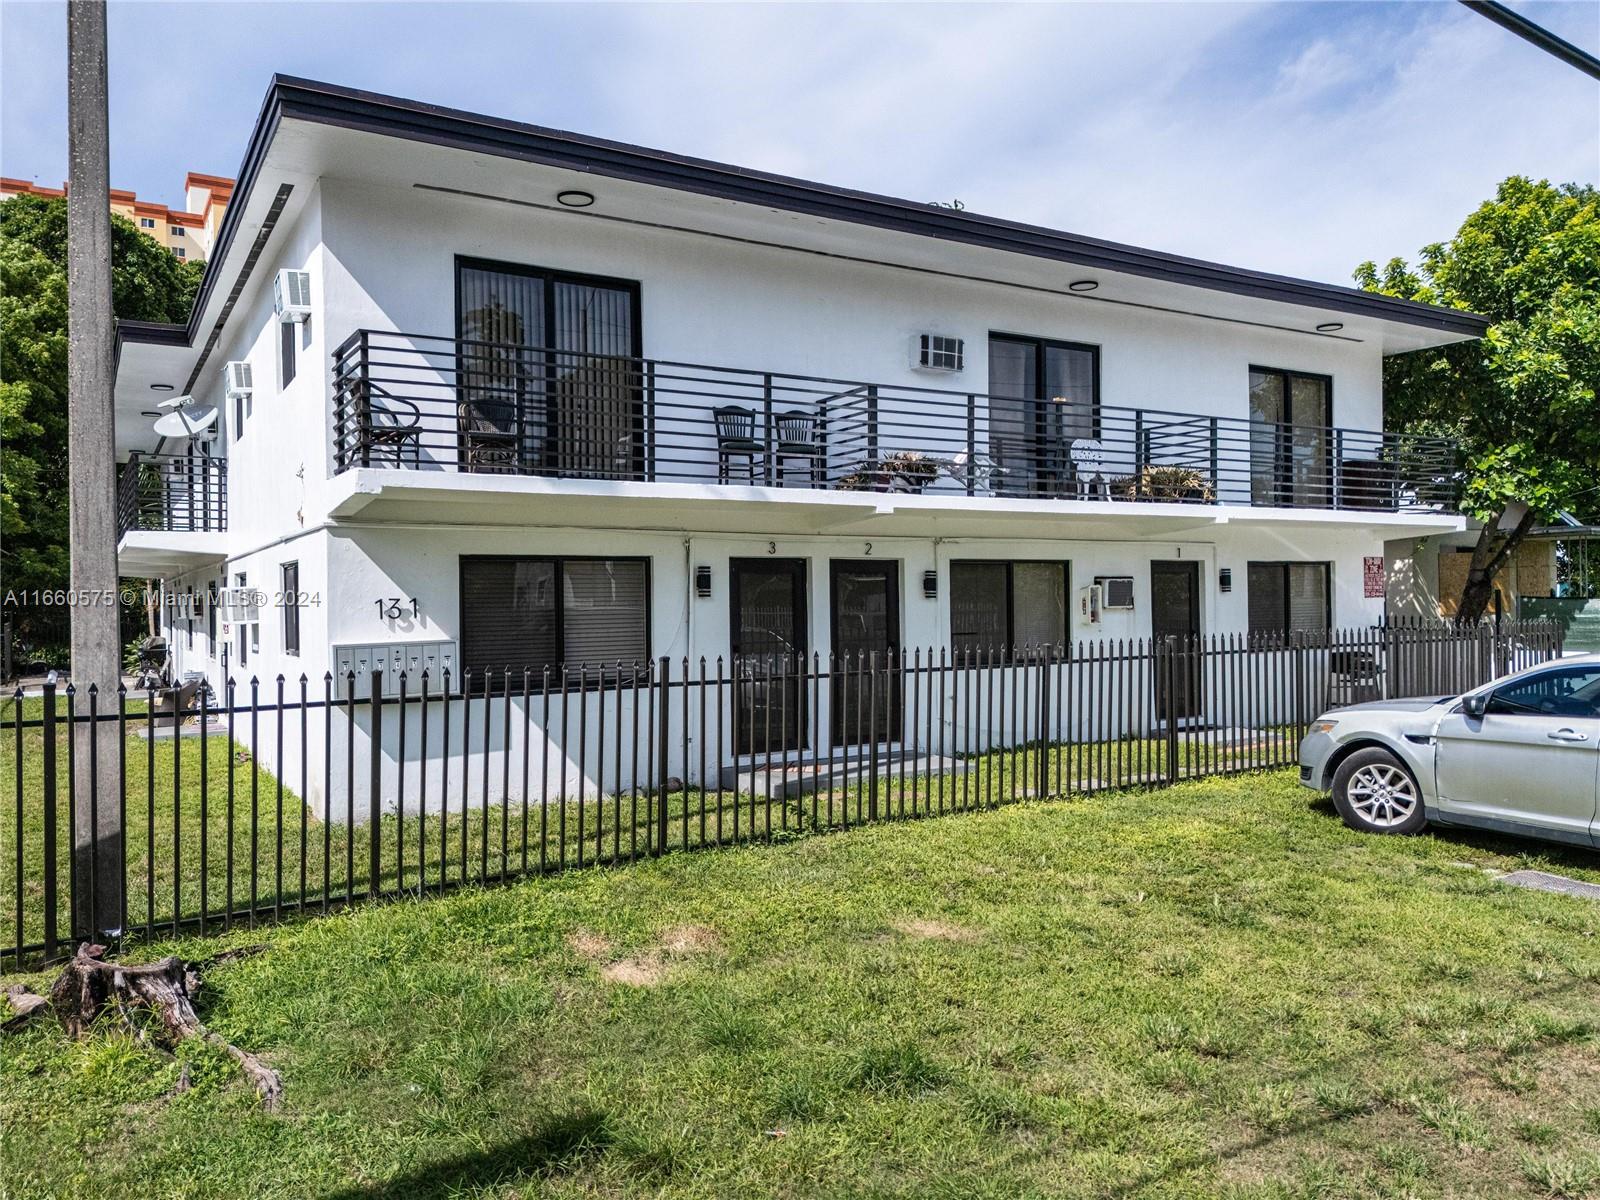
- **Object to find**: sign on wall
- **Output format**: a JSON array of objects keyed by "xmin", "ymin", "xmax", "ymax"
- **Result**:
[{"xmin": 1364, "ymin": 556, "xmax": 1385, "ymax": 598}]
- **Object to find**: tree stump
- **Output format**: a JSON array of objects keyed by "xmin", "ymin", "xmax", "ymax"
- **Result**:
[{"xmin": 7, "ymin": 943, "xmax": 281, "ymax": 1109}]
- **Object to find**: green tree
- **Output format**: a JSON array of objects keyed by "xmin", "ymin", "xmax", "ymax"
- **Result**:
[
  {"xmin": 1356, "ymin": 177, "xmax": 1600, "ymax": 625},
  {"xmin": 1, "ymin": 193, "xmax": 203, "ymax": 648}
]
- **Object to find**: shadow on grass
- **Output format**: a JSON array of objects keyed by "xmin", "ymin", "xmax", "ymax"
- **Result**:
[
  {"xmin": 1298, "ymin": 795, "xmax": 1600, "ymax": 873},
  {"xmin": 319, "ymin": 1107, "xmax": 612, "ymax": 1199}
]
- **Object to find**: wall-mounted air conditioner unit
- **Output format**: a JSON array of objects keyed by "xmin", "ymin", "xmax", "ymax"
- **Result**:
[
  {"xmin": 912, "ymin": 333, "xmax": 964, "ymax": 373},
  {"xmin": 273, "ymin": 269, "xmax": 312, "ymax": 323},
  {"xmin": 222, "ymin": 360, "xmax": 253, "ymax": 403},
  {"xmin": 1095, "ymin": 576, "xmax": 1136, "ymax": 610}
]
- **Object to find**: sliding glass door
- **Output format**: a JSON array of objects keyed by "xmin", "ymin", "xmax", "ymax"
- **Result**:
[
  {"xmin": 1249, "ymin": 367, "xmax": 1331, "ymax": 507},
  {"xmin": 456, "ymin": 259, "xmax": 641, "ymax": 478},
  {"xmin": 988, "ymin": 335, "xmax": 1098, "ymax": 496}
]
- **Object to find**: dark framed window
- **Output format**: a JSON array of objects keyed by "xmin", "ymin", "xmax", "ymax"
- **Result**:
[
  {"xmin": 207, "ymin": 579, "xmax": 218, "ymax": 656},
  {"xmin": 281, "ymin": 561, "xmax": 300, "ymax": 656},
  {"xmin": 987, "ymin": 334, "xmax": 1100, "ymax": 496},
  {"xmin": 234, "ymin": 571, "xmax": 249, "ymax": 668},
  {"xmin": 279, "ymin": 319, "xmax": 296, "ymax": 388},
  {"xmin": 950, "ymin": 560, "xmax": 1069, "ymax": 653},
  {"xmin": 1247, "ymin": 562, "xmax": 1331, "ymax": 636},
  {"xmin": 1249, "ymin": 366, "xmax": 1332, "ymax": 507},
  {"xmin": 455, "ymin": 257, "xmax": 643, "ymax": 479},
  {"xmin": 459, "ymin": 555, "xmax": 649, "ymax": 680}
]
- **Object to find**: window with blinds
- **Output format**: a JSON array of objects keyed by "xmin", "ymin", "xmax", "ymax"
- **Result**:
[
  {"xmin": 1247, "ymin": 562, "xmax": 1330, "ymax": 636},
  {"xmin": 281, "ymin": 561, "xmax": 300, "ymax": 655},
  {"xmin": 951, "ymin": 560, "xmax": 1069, "ymax": 653},
  {"xmin": 460, "ymin": 556, "xmax": 648, "ymax": 679}
]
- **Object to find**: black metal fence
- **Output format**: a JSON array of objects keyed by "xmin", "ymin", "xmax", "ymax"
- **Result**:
[
  {"xmin": 116, "ymin": 451, "xmax": 228, "ymax": 536},
  {"xmin": 0, "ymin": 620, "xmax": 1562, "ymax": 968}
]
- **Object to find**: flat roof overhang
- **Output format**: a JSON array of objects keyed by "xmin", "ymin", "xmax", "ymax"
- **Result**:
[
  {"xmin": 324, "ymin": 470, "xmax": 1466, "ymax": 542},
  {"xmin": 114, "ymin": 77, "xmax": 1489, "ymax": 457},
  {"xmin": 117, "ymin": 531, "xmax": 230, "ymax": 578}
]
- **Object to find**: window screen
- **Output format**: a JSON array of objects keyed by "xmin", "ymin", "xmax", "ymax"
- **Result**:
[
  {"xmin": 951, "ymin": 561, "xmax": 1068, "ymax": 652},
  {"xmin": 1248, "ymin": 562, "xmax": 1330, "ymax": 635},
  {"xmin": 460, "ymin": 556, "xmax": 646, "ymax": 679},
  {"xmin": 280, "ymin": 319, "xmax": 296, "ymax": 387},
  {"xmin": 281, "ymin": 562, "xmax": 300, "ymax": 655},
  {"xmin": 951, "ymin": 562, "xmax": 1008, "ymax": 653}
]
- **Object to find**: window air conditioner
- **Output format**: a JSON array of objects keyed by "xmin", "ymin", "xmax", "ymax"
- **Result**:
[
  {"xmin": 1096, "ymin": 576, "xmax": 1136, "ymax": 610},
  {"xmin": 273, "ymin": 269, "xmax": 312, "ymax": 323},
  {"xmin": 222, "ymin": 360, "xmax": 253, "ymax": 403},
  {"xmin": 913, "ymin": 333, "xmax": 964, "ymax": 372}
]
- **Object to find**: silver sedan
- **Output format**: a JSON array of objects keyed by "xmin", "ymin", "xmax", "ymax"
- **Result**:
[{"xmin": 1298, "ymin": 653, "xmax": 1600, "ymax": 846}]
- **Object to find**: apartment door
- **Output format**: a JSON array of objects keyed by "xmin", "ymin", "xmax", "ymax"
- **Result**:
[
  {"xmin": 1151, "ymin": 560, "xmax": 1202, "ymax": 723},
  {"xmin": 830, "ymin": 562, "xmax": 901, "ymax": 744},
  {"xmin": 987, "ymin": 335, "xmax": 1098, "ymax": 496},
  {"xmin": 456, "ymin": 259, "xmax": 642, "ymax": 478},
  {"xmin": 1248, "ymin": 368, "xmax": 1331, "ymax": 507},
  {"xmin": 730, "ymin": 559, "xmax": 808, "ymax": 756}
]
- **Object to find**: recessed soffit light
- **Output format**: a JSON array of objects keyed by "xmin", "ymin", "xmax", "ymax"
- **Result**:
[
  {"xmin": 1068, "ymin": 279, "xmax": 1099, "ymax": 293},
  {"xmin": 557, "ymin": 190, "xmax": 595, "ymax": 208},
  {"xmin": 1316, "ymin": 321, "xmax": 1344, "ymax": 333}
]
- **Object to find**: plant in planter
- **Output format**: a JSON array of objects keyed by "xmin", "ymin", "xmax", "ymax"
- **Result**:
[
  {"xmin": 1111, "ymin": 465, "xmax": 1216, "ymax": 503},
  {"xmin": 836, "ymin": 451, "xmax": 947, "ymax": 493}
]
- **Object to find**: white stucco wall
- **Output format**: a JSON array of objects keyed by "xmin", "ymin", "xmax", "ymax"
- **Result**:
[{"xmin": 134, "ymin": 173, "xmax": 1422, "ymax": 821}]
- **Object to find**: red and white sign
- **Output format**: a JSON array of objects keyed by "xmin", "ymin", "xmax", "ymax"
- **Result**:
[{"xmin": 1364, "ymin": 556, "xmax": 1385, "ymax": 598}]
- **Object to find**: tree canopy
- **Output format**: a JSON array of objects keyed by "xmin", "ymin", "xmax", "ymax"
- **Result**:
[
  {"xmin": 1356, "ymin": 176, "xmax": 1600, "ymax": 621},
  {"xmin": 1, "ymin": 193, "xmax": 203, "ymax": 644}
]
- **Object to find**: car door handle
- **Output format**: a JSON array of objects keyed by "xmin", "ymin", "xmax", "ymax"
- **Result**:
[{"xmin": 1547, "ymin": 728, "xmax": 1591, "ymax": 743}]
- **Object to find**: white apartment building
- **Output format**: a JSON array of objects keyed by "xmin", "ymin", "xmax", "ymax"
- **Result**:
[{"xmin": 111, "ymin": 77, "xmax": 1483, "ymax": 814}]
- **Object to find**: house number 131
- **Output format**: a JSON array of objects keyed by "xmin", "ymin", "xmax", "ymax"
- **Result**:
[{"xmin": 376, "ymin": 597, "xmax": 419, "ymax": 620}]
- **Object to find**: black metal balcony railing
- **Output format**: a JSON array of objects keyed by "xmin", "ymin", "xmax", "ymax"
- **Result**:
[
  {"xmin": 117, "ymin": 452, "xmax": 228, "ymax": 537},
  {"xmin": 332, "ymin": 330, "xmax": 1460, "ymax": 514}
]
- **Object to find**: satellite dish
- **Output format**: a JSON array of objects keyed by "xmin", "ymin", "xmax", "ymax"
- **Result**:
[
  {"xmin": 156, "ymin": 394, "xmax": 195, "ymax": 409},
  {"xmin": 152, "ymin": 404, "xmax": 219, "ymax": 439}
]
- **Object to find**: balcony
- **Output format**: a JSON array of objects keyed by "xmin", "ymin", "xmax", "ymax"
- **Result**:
[
  {"xmin": 115, "ymin": 452, "xmax": 228, "ymax": 576},
  {"xmin": 331, "ymin": 330, "xmax": 1459, "ymax": 517}
]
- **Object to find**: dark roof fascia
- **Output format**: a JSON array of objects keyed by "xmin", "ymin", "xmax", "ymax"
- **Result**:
[{"xmin": 123, "ymin": 74, "xmax": 1491, "ymax": 352}]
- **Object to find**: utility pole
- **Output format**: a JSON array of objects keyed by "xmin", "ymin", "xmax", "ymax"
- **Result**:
[{"xmin": 67, "ymin": 0, "xmax": 124, "ymax": 943}]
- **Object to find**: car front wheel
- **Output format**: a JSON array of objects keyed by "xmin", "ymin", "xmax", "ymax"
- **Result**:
[{"xmin": 1331, "ymin": 747, "xmax": 1426, "ymax": 836}]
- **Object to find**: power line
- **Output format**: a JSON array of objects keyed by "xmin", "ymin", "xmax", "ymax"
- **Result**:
[{"xmin": 1458, "ymin": 1, "xmax": 1600, "ymax": 81}]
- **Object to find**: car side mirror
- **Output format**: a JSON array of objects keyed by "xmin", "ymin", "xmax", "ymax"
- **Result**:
[{"xmin": 1461, "ymin": 692, "xmax": 1489, "ymax": 719}]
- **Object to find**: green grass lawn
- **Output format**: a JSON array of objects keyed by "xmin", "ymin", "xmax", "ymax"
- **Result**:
[
  {"xmin": 5, "ymin": 770, "xmax": 1600, "ymax": 1199},
  {"xmin": 2, "ymin": 701, "xmax": 1295, "ymax": 955}
]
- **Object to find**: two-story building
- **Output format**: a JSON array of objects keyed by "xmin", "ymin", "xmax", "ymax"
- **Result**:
[{"xmin": 112, "ymin": 76, "xmax": 1482, "ymax": 815}]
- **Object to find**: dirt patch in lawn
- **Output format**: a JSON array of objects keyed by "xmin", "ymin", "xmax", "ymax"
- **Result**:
[
  {"xmin": 892, "ymin": 918, "xmax": 981, "ymax": 943},
  {"xmin": 568, "ymin": 929, "xmax": 612, "ymax": 961},
  {"xmin": 596, "ymin": 924, "xmax": 724, "ymax": 987}
]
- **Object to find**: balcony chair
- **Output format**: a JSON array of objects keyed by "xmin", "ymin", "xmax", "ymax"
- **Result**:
[
  {"xmin": 1069, "ymin": 438, "xmax": 1110, "ymax": 500},
  {"xmin": 365, "ymin": 389, "xmax": 422, "ymax": 467},
  {"xmin": 713, "ymin": 406, "xmax": 763, "ymax": 483},
  {"xmin": 772, "ymin": 408, "xmax": 822, "ymax": 486},
  {"xmin": 459, "ymin": 398, "xmax": 521, "ymax": 473}
]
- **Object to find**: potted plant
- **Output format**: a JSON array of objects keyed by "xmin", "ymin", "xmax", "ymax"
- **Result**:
[
  {"xmin": 836, "ymin": 451, "xmax": 947, "ymax": 493},
  {"xmin": 1111, "ymin": 465, "xmax": 1216, "ymax": 503}
]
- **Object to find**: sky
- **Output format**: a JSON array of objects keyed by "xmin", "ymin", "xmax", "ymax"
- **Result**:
[{"xmin": 1, "ymin": 1, "xmax": 1595, "ymax": 286}]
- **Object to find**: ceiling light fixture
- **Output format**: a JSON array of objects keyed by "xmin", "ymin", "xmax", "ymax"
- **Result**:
[
  {"xmin": 1068, "ymin": 279, "xmax": 1099, "ymax": 293},
  {"xmin": 1316, "ymin": 321, "xmax": 1344, "ymax": 333},
  {"xmin": 556, "ymin": 190, "xmax": 595, "ymax": 208},
  {"xmin": 150, "ymin": 382, "xmax": 175, "ymax": 391}
]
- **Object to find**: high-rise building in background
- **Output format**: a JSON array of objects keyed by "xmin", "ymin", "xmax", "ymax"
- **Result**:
[{"xmin": 1, "ymin": 170, "xmax": 232, "ymax": 260}]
